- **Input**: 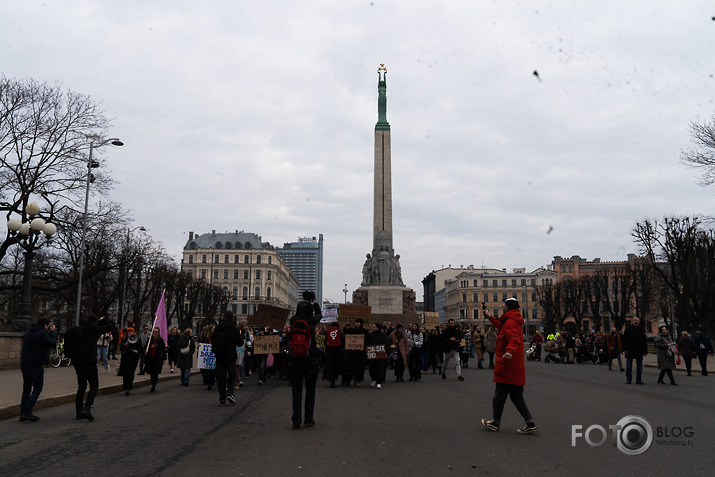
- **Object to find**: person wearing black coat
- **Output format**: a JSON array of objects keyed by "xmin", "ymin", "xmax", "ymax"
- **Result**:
[
  {"xmin": 212, "ymin": 310, "xmax": 244, "ymax": 405},
  {"xmin": 366, "ymin": 323, "xmax": 389, "ymax": 389},
  {"xmin": 288, "ymin": 297, "xmax": 322, "ymax": 429},
  {"xmin": 19, "ymin": 318, "xmax": 57, "ymax": 422},
  {"xmin": 622, "ymin": 317, "xmax": 648, "ymax": 385},
  {"xmin": 118, "ymin": 327, "xmax": 143, "ymax": 395},
  {"xmin": 177, "ymin": 328, "xmax": 196, "ymax": 386},
  {"xmin": 145, "ymin": 327, "xmax": 167, "ymax": 393},
  {"xmin": 74, "ymin": 316, "xmax": 115, "ymax": 420}
]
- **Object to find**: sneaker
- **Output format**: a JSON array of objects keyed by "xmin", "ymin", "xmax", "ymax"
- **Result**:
[
  {"xmin": 239, "ymin": 381, "xmax": 244, "ymax": 388},
  {"xmin": 376, "ymin": 383, "xmax": 382, "ymax": 389},
  {"xmin": 125, "ymin": 390, "xmax": 130, "ymax": 396},
  {"xmin": 227, "ymin": 394, "xmax": 236, "ymax": 404},
  {"xmin": 517, "ymin": 423, "xmax": 538, "ymax": 434},
  {"xmin": 442, "ymin": 373, "xmax": 446, "ymax": 380},
  {"xmin": 457, "ymin": 375, "xmax": 464, "ymax": 381},
  {"xmin": 481, "ymin": 419, "xmax": 499, "ymax": 432},
  {"xmin": 258, "ymin": 380, "xmax": 263, "ymax": 386},
  {"xmin": 370, "ymin": 381, "xmax": 376, "ymax": 387},
  {"xmin": 170, "ymin": 368, "xmax": 175, "ymax": 373}
]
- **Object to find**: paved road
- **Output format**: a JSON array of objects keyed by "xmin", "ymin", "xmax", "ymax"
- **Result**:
[{"xmin": 1, "ymin": 361, "xmax": 712, "ymax": 476}]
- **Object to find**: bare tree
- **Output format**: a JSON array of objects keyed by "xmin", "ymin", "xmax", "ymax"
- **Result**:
[
  {"xmin": 0, "ymin": 76, "xmax": 113, "ymax": 262},
  {"xmin": 681, "ymin": 116, "xmax": 715, "ymax": 186}
]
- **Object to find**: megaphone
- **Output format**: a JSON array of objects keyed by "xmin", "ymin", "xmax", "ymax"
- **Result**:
[{"xmin": 127, "ymin": 334, "xmax": 138, "ymax": 344}]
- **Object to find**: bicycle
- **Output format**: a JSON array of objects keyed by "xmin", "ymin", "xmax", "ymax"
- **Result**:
[{"xmin": 49, "ymin": 341, "xmax": 71, "ymax": 367}]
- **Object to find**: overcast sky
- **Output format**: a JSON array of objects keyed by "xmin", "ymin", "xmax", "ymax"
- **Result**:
[{"xmin": 3, "ymin": 1, "xmax": 714, "ymax": 303}]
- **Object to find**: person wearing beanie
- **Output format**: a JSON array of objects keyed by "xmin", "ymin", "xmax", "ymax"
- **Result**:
[
  {"xmin": 481, "ymin": 298, "xmax": 537, "ymax": 434},
  {"xmin": 19, "ymin": 318, "xmax": 57, "ymax": 422}
]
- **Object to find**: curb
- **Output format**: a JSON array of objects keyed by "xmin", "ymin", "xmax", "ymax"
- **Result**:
[{"xmin": 0, "ymin": 370, "xmax": 200, "ymax": 422}]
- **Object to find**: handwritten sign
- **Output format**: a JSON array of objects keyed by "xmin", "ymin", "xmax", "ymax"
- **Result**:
[
  {"xmin": 338, "ymin": 304, "xmax": 372, "ymax": 328},
  {"xmin": 345, "ymin": 334, "xmax": 365, "ymax": 351},
  {"xmin": 424, "ymin": 312, "xmax": 440, "ymax": 329},
  {"xmin": 253, "ymin": 334, "xmax": 280, "ymax": 355},
  {"xmin": 320, "ymin": 307, "xmax": 339, "ymax": 323},
  {"xmin": 366, "ymin": 344, "xmax": 387, "ymax": 360},
  {"xmin": 197, "ymin": 343, "xmax": 216, "ymax": 370}
]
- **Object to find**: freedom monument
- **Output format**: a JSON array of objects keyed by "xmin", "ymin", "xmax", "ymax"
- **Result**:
[{"xmin": 352, "ymin": 65, "xmax": 418, "ymax": 323}]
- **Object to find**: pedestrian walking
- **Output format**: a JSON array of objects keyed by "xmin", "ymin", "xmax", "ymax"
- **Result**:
[
  {"xmin": 212, "ymin": 311, "xmax": 243, "ymax": 405},
  {"xmin": 74, "ymin": 316, "xmax": 115, "ymax": 421},
  {"xmin": 441, "ymin": 319, "xmax": 464, "ymax": 381},
  {"xmin": 481, "ymin": 298, "xmax": 537, "ymax": 434},
  {"xmin": 346, "ymin": 318, "xmax": 369, "ymax": 386},
  {"xmin": 606, "ymin": 327, "xmax": 624, "ymax": 371},
  {"xmin": 199, "ymin": 324, "xmax": 216, "ymax": 390},
  {"xmin": 118, "ymin": 327, "xmax": 142, "ymax": 395},
  {"xmin": 144, "ymin": 327, "xmax": 166, "ymax": 393},
  {"xmin": 677, "ymin": 331, "xmax": 698, "ymax": 376},
  {"xmin": 484, "ymin": 326, "xmax": 497, "ymax": 369},
  {"xmin": 288, "ymin": 293, "xmax": 322, "ymax": 429},
  {"xmin": 654, "ymin": 326, "xmax": 677, "ymax": 386},
  {"xmin": 322, "ymin": 321, "xmax": 343, "ymax": 388},
  {"xmin": 96, "ymin": 331, "xmax": 112, "ymax": 372},
  {"xmin": 137, "ymin": 324, "xmax": 150, "ymax": 375},
  {"xmin": 693, "ymin": 327, "xmax": 714, "ymax": 376},
  {"xmin": 177, "ymin": 328, "xmax": 195, "ymax": 386},
  {"xmin": 19, "ymin": 318, "xmax": 56, "ymax": 422},
  {"xmin": 389, "ymin": 324, "xmax": 409, "ymax": 382},
  {"xmin": 406, "ymin": 323, "xmax": 423, "ymax": 381},
  {"xmin": 622, "ymin": 317, "xmax": 648, "ymax": 385},
  {"xmin": 167, "ymin": 326, "xmax": 181, "ymax": 374},
  {"xmin": 366, "ymin": 323, "xmax": 389, "ymax": 389}
]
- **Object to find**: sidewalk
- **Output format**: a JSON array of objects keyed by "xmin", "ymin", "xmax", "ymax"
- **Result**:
[{"xmin": 0, "ymin": 361, "xmax": 196, "ymax": 421}]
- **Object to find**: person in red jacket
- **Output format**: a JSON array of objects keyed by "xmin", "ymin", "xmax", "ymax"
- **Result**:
[{"xmin": 480, "ymin": 298, "xmax": 537, "ymax": 434}]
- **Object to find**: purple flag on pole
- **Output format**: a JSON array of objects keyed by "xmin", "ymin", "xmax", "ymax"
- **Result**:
[{"xmin": 155, "ymin": 290, "xmax": 168, "ymax": 343}]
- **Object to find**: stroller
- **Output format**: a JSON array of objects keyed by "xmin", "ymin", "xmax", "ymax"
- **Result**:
[
  {"xmin": 542, "ymin": 340, "xmax": 562, "ymax": 363},
  {"xmin": 526, "ymin": 344, "xmax": 538, "ymax": 361}
]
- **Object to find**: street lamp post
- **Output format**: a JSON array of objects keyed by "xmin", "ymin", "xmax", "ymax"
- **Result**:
[
  {"xmin": 74, "ymin": 137, "xmax": 123, "ymax": 326},
  {"xmin": 7, "ymin": 203, "xmax": 57, "ymax": 330},
  {"xmin": 343, "ymin": 283, "xmax": 348, "ymax": 303}
]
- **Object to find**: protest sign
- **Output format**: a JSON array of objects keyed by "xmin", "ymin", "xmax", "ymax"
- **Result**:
[
  {"xmin": 424, "ymin": 312, "xmax": 440, "ymax": 329},
  {"xmin": 253, "ymin": 334, "xmax": 280, "ymax": 354},
  {"xmin": 197, "ymin": 343, "xmax": 216, "ymax": 370},
  {"xmin": 366, "ymin": 344, "xmax": 387, "ymax": 360},
  {"xmin": 337, "ymin": 304, "xmax": 371, "ymax": 328},
  {"xmin": 249, "ymin": 304, "xmax": 290, "ymax": 330},
  {"xmin": 345, "ymin": 334, "xmax": 365, "ymax": 351}
]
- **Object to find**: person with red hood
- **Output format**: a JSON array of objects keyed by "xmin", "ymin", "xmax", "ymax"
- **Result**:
[{"xmin": 480, "ymin": 298, "xmax": 538, "ymax": 434}]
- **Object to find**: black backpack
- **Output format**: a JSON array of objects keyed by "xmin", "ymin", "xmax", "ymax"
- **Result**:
[{"xmin": 63, "ymin": 326, "xmax": 83, "ymax": 360}]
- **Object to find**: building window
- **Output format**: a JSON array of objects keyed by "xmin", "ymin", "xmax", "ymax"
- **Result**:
[
  {"xmin": 201, "ymin": 269, "xmax": 207, "ymax": 279},
  {"xmin": 242, "ymin": 304, "xmax": 248, "ymax": 314},
  {"xmin": 256, "ymin": 255, "xmax": 262, "ymax": 264},
  {"xmin": 267, "ymin": 287, "xmax": 272, "ymax": 299},
  {"xmin": 231, "ymin": 304, "xmax": 237, "ymax": 313},
  {"xmin": 473, "ymin": 309, "xmax": 479, "ymax": 319},
  {"xmin": 233, "ymin": 287, "xmax": 238, "ymax": 299},
  {"xmin": 521, "ymin": 279, "xmax": 526, "ymax": 286},
  {"xmin": 462, "ymin": 293, "xmax": 467, "ymax": 303},
  {"xmin": 188, "ymin": 255, "xmax": 193, "ymax": 263},
  {"xmin": 214, "ymin": 254, "xmax": 219, "ymax": 263},
  {"xmin": 473, "ymin": 293, "xmax": 479, "ymax": 303},
  {"xmin": 492, "ymin": 292, "xmax": 498, "ymax": 302},
  {"xmin": 224, "ymin": 255, "xmax": 229, "ymax": 264},
  {"xmin": 234, "ymin": 270, "xmax": 239, "ymax": 279},
  {"xmin": 244, "ymin": 270, "xmax": 249, "ymax": 279},
  {"xmin": 234, "ymin": 255, "xmax": 239, "ymax": 264},
  {"xmin": 501, "ymin": 292, "xmax": 508, "ymax": 301},
  {"xmin": 187, "ymin": 270, "xmax": 193, "ymax": 278},
  {"xmin": 483, "ymin": 280, "xmax": 488, "ymax": 287},
  {"xmin": 244, "ymin": 255, "xmax": 249, "ymax": 264},
  {"xmin": 531, "ymin": 279, "xmax": 536, "ymax": 286},
  {"xmin": 223, "ymin": 269, "xmax": 229, "ymax": 279},
  {"xmin": 213, "ymin": 269, "xmax": 219, "ymax": 279},
  {"xmin": 268, "ymin": 256, "xmax": 272, "ymax": 264},
  {"xmin": 242, "ymin": 287, "xmax": 248, "ymax": 299},
  {"xmin": 512, "ymin": 279, "xmax": 517, "ymax": 286},
  {"xmin": 502, "ymin": 280, "xmax": 507, "ymax": 286},
  {"xmin": 255, "ymin": 287, "xmax": 260, "ymax": 299},
  {"xmin": 267, "ymin": 271, "xmax": 272, "ymax": 280},
  {"xmin": 255, "ymin": 270, "xmax": 261, "ymax": 280},
  {"xmin": 202, "ymin": 255, "xmax": 207, "ymax": 263},
  {"xmin": 459, "ymin": 309, "xmax": 465, "ymax": 319},
  {"xmin": 492, "ymin": 280, "xmax": 497, "ymax": 287}
]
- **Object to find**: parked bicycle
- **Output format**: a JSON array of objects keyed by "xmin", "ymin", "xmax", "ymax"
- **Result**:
[{"xmin": 49, "ymin": 340, "xmax": 71, "ymax": 367}]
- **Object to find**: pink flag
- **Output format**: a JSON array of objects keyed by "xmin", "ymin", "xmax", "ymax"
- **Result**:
[{"xmin": 154, "ymin": 290, "xmax": 168, "ymax": 343}]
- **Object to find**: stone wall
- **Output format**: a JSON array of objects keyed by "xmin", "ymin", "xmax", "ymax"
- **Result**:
[{"xmin": 0, "ymin": 333, "xmax": 23, "ymax": 368}]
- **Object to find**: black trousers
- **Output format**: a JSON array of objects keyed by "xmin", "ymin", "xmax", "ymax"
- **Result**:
[
  {"xmin": 368, "ymin": 359, "xmax": 387, "ymax": 384},
  {"xmin": 492, "ymin": 382, "xmax": 533, "ymax": 425},
  {"xmin": 74, "ymin": 362, "xmax": 99, "ymax": 413},
  {"xmin": 215, "ymin": 357, "xmax": 236, "ymax": 401},
  {"xmin": 290, "ymin": 358, "xmax": 318, "ymax": 426},
  {"xmin": 408, "ymin": 349, "xmax": 422, "ymax": 380}
]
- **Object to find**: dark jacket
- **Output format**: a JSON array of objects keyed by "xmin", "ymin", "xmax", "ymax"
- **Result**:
[
  {"xmin": 441, "ymin": 325, "xmax": 462, "ymax": 351},
  {"xmin": 20, "ymin": 323, "xmax": 57, "ymax": 365},
  {"xmin": 693, "ymin": 333, "xmax": 714, "ymax": 354},
  {"xmin": 119, "ymin": 336, "xmax": 143, "ymax": 376},
  {"xmin": 289, "ymin": 301, "xmax": 322, "ymax": 359},
  {"xmin": 177, "ymin": 335, "xmax": 195, "ymax": 370},
  {"xmin": 212, "ymin": 320, "xmax": 244, "ymax": 362},
  {"xmin": 75, "ymin": 318, "xmax": 115, "ymax": 365},
  {"xmin": 677, "ymin": 335, "xmax": 697, "ymax": 358},
  {"xmin": 622, "ymin": 325, "xmax": 648, "ymax": 358},
  {"xmin": 654, "ymin": 332, "xmax": 676, "ymax": 370}
]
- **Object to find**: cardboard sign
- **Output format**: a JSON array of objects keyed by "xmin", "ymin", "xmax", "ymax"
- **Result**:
[
  {"xmin": 338, "ymin": 304, "xmax": 372, "ymax": 328},
  {"xmin": 366, "ymin": 344, "xmax": 387, "ymax": 360},
  {"xmin": 345, "ymin": 334, "xmax": 365, "ymax": 351},
  {"xmin": 253, "ymin": 334, "xmax": 280, "ymax": 354},
  {"xmin": 424, "ymin": 312, "xmax": 440, "ymax": 329},
  {"xmin": 249, "ymin": 304, "xmax": 291, "ymax": 330},
  {"xmin": 321, "ymin": 307, "xmax": 339, "ymax": 323},
  {"xmin": 197, "ymin": 343, "xmax": 216, "ymax": 370}
]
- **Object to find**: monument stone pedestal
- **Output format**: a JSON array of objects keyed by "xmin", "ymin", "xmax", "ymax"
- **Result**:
[{"xmin": 353, "ymin": 286, "xmax": 418, "ymax": 324}]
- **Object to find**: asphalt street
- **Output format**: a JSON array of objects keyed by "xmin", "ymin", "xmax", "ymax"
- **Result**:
[{"xmin": 1, "ymin": 361, "xmax": 712, "ymax": 477}]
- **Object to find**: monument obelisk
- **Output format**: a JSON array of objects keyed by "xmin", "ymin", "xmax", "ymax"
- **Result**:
[{"xmin": 353, "ymin": 64, "xmax": 417, "ymax": 323}]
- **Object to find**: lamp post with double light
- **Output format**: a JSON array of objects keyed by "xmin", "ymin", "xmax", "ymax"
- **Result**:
[
  {"xmin": 74, "ymin": 137, "xmax": 123, "ymax": 326},
  {"xmin": 7, "ymin": 203, "xmax": 57, "ymax": 330}
]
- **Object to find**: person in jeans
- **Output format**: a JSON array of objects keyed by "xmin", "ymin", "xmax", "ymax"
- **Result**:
[
  {"xmin": 19, "ymin": 318, "xmax": 56, "ymax": 422},
  {"xmin": 481, "ymin": 298, "xmax": 537, "ymax": 434},
  {"xmin": 441, "ymin": 319, "xmax": 464, "ymax": 381}
]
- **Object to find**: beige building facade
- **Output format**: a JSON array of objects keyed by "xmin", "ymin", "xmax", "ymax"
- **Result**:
[{"xmin": 181, "ymin": 231, "xmax": 300, "ymax": 320}]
